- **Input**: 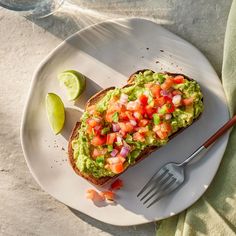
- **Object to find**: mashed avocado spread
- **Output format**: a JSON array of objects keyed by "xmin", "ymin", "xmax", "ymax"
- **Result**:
[{"xmin": 72, "ymin": 71, "xmax": 203, "ymax": 178}]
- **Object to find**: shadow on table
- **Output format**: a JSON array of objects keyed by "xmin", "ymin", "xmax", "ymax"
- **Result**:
[{"xmin": 69, "ymin": 207, "xmax": 156, "ymax": 236}]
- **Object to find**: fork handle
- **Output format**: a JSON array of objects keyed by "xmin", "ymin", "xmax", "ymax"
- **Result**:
[
  {"xmin": 180, "ymin": 115, "xmax": 236, "ymax": 167},
  {"xmin": 203, "ymin": 115, "xmax": 236, "ymax": 148}
]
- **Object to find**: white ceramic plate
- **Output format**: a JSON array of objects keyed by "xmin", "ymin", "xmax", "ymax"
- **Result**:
[{"xmin": 21, "ymin": 18, "xmax": 229, "ymax": 226}]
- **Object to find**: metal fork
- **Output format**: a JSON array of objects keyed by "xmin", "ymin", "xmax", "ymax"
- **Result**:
[{"xmin": 137, "ymin": 115, "xmax": 236, "ymax": 208}]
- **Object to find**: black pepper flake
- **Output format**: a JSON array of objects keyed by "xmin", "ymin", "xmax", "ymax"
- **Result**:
[
  {"xmin": 155, "ymin": 61, "xmax": 159, "ymax": 64},
  {"xmin": 160, "ymin": 50, "xmax": 164, "ymax": 52},
  {"xmin": 141, "ymin": 56, "xmax": 144, "ymax": 58},
  {"xmin": 146, "ymin": 47, "xmax": 149, "ymax": 50},
  {"xmin": 62, "ymin": 147, "xmax": 65, "ymax": 151}
]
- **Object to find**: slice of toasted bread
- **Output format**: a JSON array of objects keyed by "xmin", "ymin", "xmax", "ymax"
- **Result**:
[{"xmin": 68, "ymin": 70, "xmax": 203, "ymax": 185}]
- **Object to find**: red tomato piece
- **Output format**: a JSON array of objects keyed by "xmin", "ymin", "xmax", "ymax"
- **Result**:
[
  {"xmin": 119, "ymin": 122, "xmax": 134, "ymax": 133},
  {"xmin": 173, "ymin": 75, "xmax": 185, "ymax": 84},
  {"xmin": 160, "ymin": 122, "xmax": 172, "ymax": 133},
  {"xmin": 156, "ymin": 130, "xmax": 168, "ymax": 140},
  {"xmin": 139, "ymin": 94, "xmax": 148, "ymax": 105},
  {"xmin": 145, "ymin": 105, "xmax": 157, "ymax": 118},
  {"xmin": 182, "ymin": 98, "xmax": 194, "ymax": 106},
  {"xmin": 88, "ymin": 119, "xmax": 100, "ymax": 128},
  {"xmin": 138, "ymin": 119, "xmax": 149, "ymax": 127},
  {"xmin": 105, "ymin": 112, "xmax": 114, "ymax": 122},
  {"xmin": 133, "ymin": 132, "xmax": 145, "ymax": 142},
  {"xmin": 161, "ymin": 78, "xmax": 174, "ymax": 90},
  {"xmin": 87, "ymin": 125, "xmax": 93, "ymax": 135},
  {"xmin": 155, "ymin": 97, "xmax": 166, "ymax": 107},
  {"xmin": 125, "ymin": 111, "xmax": 135, "ymax": 120},
  {"xmin": 106, "ymin": 133, "xmax": 117, "ymax": 145},
  {"xmin": 86, "ymin": 189, "xmax": 105, "ymax": 201},
  {"xmin": 110, "ymin": 179, "xmax": 123, "ymax": 190},
  {"xmin": 172, "ymin": 90, "xmax": 182, "ymax": 96},
  {"xmin": 110, "ymin": 163, "xmax": 124, "ymax": 174},
  {"xmin": 166, "ymin": 102, "xmax": 175, "ymax": 113},
  {"xmin": 150, "ymin": 84, "xmax": 161, "ymax": 97},
  {"xmin": 101, "ymin": 191, "xmax": 115, "ymax": 201},
  {"xmin": 91, "ymin": 135, "xmax": 106, "ymax": 146}
]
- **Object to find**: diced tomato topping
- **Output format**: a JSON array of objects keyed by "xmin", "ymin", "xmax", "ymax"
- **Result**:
[
  {"xmin": 87, "ymin": 118, "xmax": 100, "ymax": 128},
  {"xmin": 155, "ymin": 97, "xmax": 166, "ymax": 107},
  {"xmin": 110, "ymin": 179, "xmax": 123, "ymax": 190},
  {"xmin": 106, "ymin": 133, "xmax": 117, "ymax": 145},
  {"xmin": 145, "ymin": 105, "xmax": 157, "ymax": 118},
  {"xmin": 134, "ymin": 111, "xmax": 142, "ymax": 120},
  {"xmin": 160, "ymin": 122, "xmax": 172, "ymax": 133},
  {"xmin": 138, "ymin": 119, "xmax": 149, "ymax": 127},
  {"xmin": 117, "ymin": 154, "xmax": 126, "ymax": 163},
  {"xmin": 166, "ymin": 102, "xmax": 175, "ymax": 113},
  {"xmin": 91, "ymin": 135, "xmax": 106, "ymax": 146},
  {"xmin": 182, "ymin": 98, "xmax": 193, "ymax": 106},
  {"xmin": 139, "ymin": 94, "xmax": 148, "ymax": 105},
  {"xmin": 125, "ymin": 111, "xmax": 135, "ymax": 120},
  {"xmin": 110, "ymin": 163, "xmax": 124, "ymax": 174},
  {"xmin": 119, "ymin": 122, "xmax": 134, "ymax": 133},
  {"xmin": 156, "ymin": 130, "xmax": 168, "ymax": 140},
  {"xmin": 133, "ymin": 132, "xmax": 145, "ymax": 142},
  {"xmin": 86, "ymin": 189, "xmax": 105, "ymax": 201},
  {"xmin": 87, "ymin": 125, "xmax": 93, "ymax": 135},
  {"xmin": 105, "ymin": 112, "xmax": 114, "ymax": 122},
  {"xmin": 172, "ymin": 90, "xmax": 182, "ymax": 96},
  {"xmin": 92, "ymin": 148, "xmax": 103, "ymax": 158},
  {"xmin": 138, "ymin": 127, "xmax": 149, "ymax": 133},
  {"xmin": 101, "ymin": 191, "xmax": 115, "ymax": 201},
  {"xmin": 150, "ymin": 84, "xmax": 161, "ymax": 97},
  {"xmin": 161, "ymin": 78, "xmax": 174, "ymax": 90},
  {"xmin": 173, "ymin": 75, "xmax": 185, "ymax": 84}
]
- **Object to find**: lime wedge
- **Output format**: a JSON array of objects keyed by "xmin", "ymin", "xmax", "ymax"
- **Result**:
[
  {"xmin": 58, "ymin": 70, "xmax": 86, "ymax": 101},
  {"xmin": 46, "ymin": 93, "xmax": 65, "ymax": 135}
]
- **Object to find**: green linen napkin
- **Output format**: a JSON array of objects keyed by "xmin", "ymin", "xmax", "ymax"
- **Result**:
[{"xmin": 156, "ymin": 1, "xmax": 236, "ymax": 235}]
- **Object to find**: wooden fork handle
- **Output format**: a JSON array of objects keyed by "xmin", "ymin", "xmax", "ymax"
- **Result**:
[{"xmin": 204, "ymin": 115, "xmax": 236, "ymax": 148}]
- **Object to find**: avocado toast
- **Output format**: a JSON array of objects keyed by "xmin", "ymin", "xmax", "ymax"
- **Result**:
[{"xmin": 68, "ymin": 70, "xmax": 204, "ymax": 185}]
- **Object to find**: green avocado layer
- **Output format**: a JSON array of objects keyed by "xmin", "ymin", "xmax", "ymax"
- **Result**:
[{"xmin": 71, "ymin": 71, "xmax": 203, "ymax": 178}]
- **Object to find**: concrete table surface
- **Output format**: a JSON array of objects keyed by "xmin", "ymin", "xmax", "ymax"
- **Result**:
[{"xmin": 0, "ymin": 0, "xmax": 232, "ymax": 235}]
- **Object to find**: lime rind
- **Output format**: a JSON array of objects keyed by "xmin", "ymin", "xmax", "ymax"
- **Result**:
[
  {"xmin": 46, "ymin": 93, "xmax": 65, "ymax": 135},
  {"xmin": 58, "ymin": 70, "xmax": 86, "ymax": 101}
]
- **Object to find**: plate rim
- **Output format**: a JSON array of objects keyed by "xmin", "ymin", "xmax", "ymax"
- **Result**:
[{"xmin": 20, "ymin": 17, "xmax": 230, "ymax": 226}]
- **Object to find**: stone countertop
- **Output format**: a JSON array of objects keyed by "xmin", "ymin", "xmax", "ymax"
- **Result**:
[{"xmin": 0, "ymin": 0, "xmax": 232, "ymax": 235}]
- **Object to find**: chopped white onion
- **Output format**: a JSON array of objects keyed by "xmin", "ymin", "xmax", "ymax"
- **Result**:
[
  {"xmin": 144, "ymin": 91, "xmax": 149, "ymax": 96},
  {"xmin": 165, "ymin": 114, "xmax": 172, "ymax": 120},
  {"xmin": 130, "ymin": 119, "xmax": 137, "ymax": 126},
  {"xmin": 107, "ymin": 157, "xmax": 120, "ymax": 164},
  {"xmin": 127, "ymin": 101, "xmax": 138, "ymax": 110},
  {"xmin": 116, "ymin": 136, "xmax": 123, "ymax": 143},
  {"xmin": 172, "ymin": 95, "xmax": 182, "ymax": 105},
  {"xmin": 120, "ymin": 93, "xmax": 128, "ymax": 104}
]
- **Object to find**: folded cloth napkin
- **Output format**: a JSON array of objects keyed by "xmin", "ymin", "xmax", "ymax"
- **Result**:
[{"xmin": 156, "ymin": 1, "xmax": 236, "ymax": 235}]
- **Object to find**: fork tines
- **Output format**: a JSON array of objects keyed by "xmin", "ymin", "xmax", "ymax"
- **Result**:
[{"xmin": 137, "ymin": 168, "xmax": 178, "ymax": 208}]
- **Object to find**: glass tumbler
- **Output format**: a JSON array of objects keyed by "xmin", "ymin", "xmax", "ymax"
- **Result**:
[{"xmin": 0, "ymin": 0, "xmax": 64, "ymax": 18}]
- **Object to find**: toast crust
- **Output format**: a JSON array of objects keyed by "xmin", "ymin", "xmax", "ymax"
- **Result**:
[{"xmin": 68, "ymin": 70, "xmax": 203, "ymax": 185}]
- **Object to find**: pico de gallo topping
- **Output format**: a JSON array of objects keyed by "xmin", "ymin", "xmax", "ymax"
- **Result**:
[{"xmin": 72, "ymin": 71, "xmax": 203, "ymax": 178}]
